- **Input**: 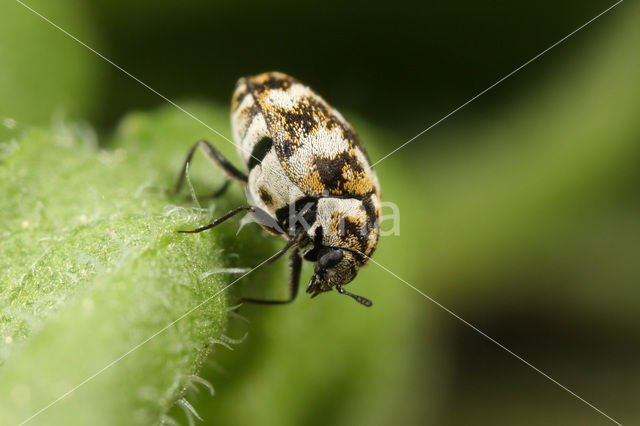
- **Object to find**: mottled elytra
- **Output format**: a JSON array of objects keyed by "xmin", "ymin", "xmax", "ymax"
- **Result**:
[{"xmin": 176, "ymin": 72, "xmax": 381, "ymax": 306}]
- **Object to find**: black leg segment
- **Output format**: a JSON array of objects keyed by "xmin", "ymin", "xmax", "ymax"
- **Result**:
[
  {"xmin": 177, "ymin": 206, "xmax": 254, "ymax": 233},
  {"xmin": 266, "ymin": 229, "xmax": 305, "ymax": 264},
  {"xmin": 178, "ymin": 205, "xmax": 285, "ymax": 235},
  {"xmin": 174, "ymin": 140, "xmax": 248, "ymax": 194},
  {"xmin": 241, "ymin": 248, "xmax": 302, "ymax": 305},
  {"xmin": 209, "ymin": 180, "xmax": 231, "ymax": 199}
]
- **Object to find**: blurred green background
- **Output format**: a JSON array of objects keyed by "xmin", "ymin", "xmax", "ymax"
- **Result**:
[{"xmin": 1, "ymin": 0, "xmax": 639, "ymax": 424}]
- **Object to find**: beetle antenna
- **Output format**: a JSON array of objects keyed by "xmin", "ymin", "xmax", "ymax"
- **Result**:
[{"xmin": 336, "ymin": 285, "xmax": 372, "ymax": 307}]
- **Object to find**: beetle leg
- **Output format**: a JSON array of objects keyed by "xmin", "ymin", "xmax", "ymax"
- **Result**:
[
  {"xmin": 174, "ymin": 140, "xmax": 248, "ymax": 194},
  {"xmin": 182, "ymin": 180, "xmax": 231, "ymax": 202},
  {"xmin": 178, "ymin": 205, "xmax": 285, "ymax": 235},
  {"xmin": 240, "ymin": 248, "xmax": 302, "ymax": 305},
  {"xmin": 208, "ymin": 180, "xmax": 231, "ymax": 199},
  {"xmin": 266, "ymin": 229, "xmax": 305, "ymax": 264},
  {"xmin": 178, "ymin": 206, "xmax": 254, "ymax": 233}
]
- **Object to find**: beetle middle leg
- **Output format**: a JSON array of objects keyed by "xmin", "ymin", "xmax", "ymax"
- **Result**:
[
  {"xmin": 178, "ymin": 205, "xmax": 285, "ymax": 234},
  {"xmin": 240, "ymin": 248, "xmax": 302, "ymax": 305},
  {"xmin": 178, "ymin": 206, "xmax": 254, "ymax": 233},
  {"xmin": 174, "ymin": 140, "xmax": 248, "ymax": 195}
]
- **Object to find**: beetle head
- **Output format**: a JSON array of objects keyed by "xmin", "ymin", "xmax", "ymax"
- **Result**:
[{"xmin": 306, "ymin": 247, "xmax": 372, "ymax": 306}]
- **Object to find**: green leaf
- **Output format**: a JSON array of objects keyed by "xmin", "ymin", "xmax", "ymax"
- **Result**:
[{"xmin": 0, "ymin": 104, "xmax": 275, "ymax": 425}]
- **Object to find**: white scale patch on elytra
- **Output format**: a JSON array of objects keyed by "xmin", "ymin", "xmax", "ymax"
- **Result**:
[
  {"xmin": 237, "ymin": 113, "xmax": 268, "ymax": 166},
  {"xmin": 231, "ymin": 94, "xmax": 256, "ymax": 141},
  {"xmin": 246, "ymin": 151, "xmax": 305, "ymax": 215},
  {"xmin": 264, "ymin": 84, "xmax": 311, "ymax": 110},
  {"xmin": 297, "ymin": 127, "xmax": 351, "ymax": 157}
]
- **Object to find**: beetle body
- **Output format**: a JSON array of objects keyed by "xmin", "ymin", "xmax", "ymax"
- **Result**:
[{"xmin": 178, "ymin": 72, "xmax": 380, "ymax": 306}]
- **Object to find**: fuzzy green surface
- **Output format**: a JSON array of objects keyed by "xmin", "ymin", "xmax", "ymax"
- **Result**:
[{"xmin": 0, "ymin": 105, "xmax": 274, "ymax": 425}]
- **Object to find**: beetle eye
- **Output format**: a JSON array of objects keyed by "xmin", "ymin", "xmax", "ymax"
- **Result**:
[{"xmin": 315, "ymin": 248, "xmax": 343, "ymax": 273}]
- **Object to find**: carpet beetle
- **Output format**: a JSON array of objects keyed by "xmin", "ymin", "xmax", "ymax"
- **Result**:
[{"xmin": 176, "ymin": 72, "xmax": 381, "ymax": 307}]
